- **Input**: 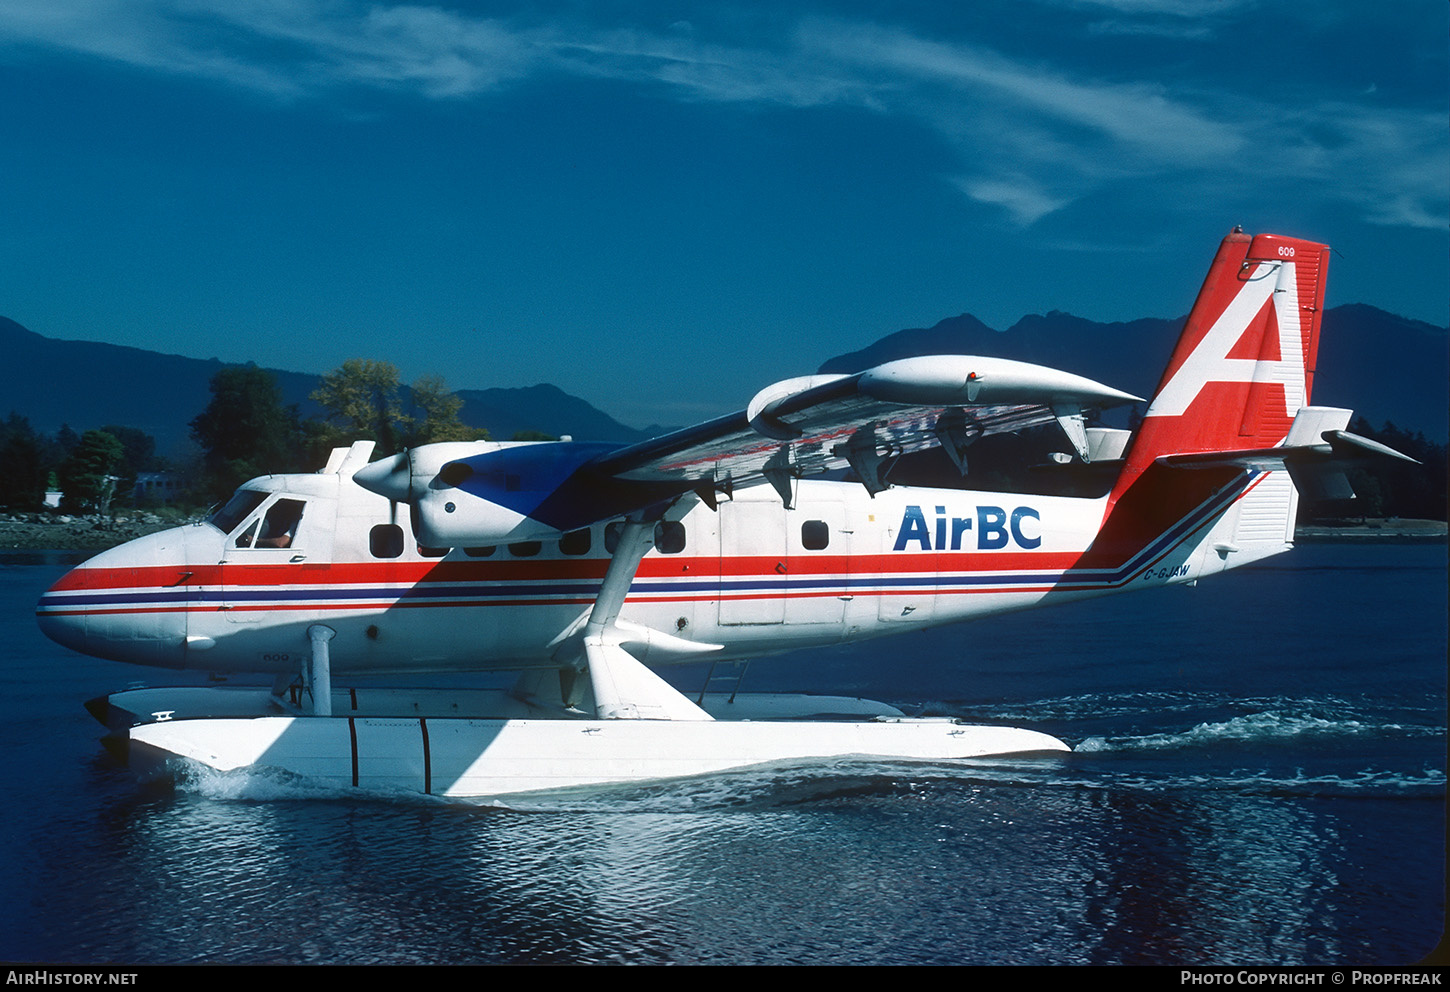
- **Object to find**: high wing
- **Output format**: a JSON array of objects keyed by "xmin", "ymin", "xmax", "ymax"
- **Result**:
[
  {"xmin": 354, "ymin": 354, "xmax": 1142, "ymax": 548},
  {"xmin": 596, "ymin": 355, "xmax": 1140, "ymax": 490}
]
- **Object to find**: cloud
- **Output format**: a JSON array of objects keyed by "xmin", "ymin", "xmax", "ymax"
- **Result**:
[
  {"xmin": 0, "ymin": 1, "xmax": 1441, "ymax": 230},
  {"xmin": 954, "ymin": 176, "xmax": 1071, "ymax": 226},
  {"xmin": 1268, "ymin": 102, "xmax": 1450, "ymax": 231},
  {"xmin": 295, "ymin": 4, "xmax": 540, "ymax": 97},
  {"xmin": 789, "ymin": 20, "xmax": 1257, "ymax": 226},
  {"xmin": 1053, "ymin": 0, "xmax": 1249, "ymax": 12},
  {"xmin": 800, "ymin": 22, "xmax": 1246, "ymax": 158},
  {"xmin": 0, "ymin": 0, "xmax": 549, "ymax": 97}
]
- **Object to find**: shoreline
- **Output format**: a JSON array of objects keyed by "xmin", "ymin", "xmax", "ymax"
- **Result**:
[
  {"xmin": 1, "ymin": 512, "xmax": 1444, "ymax": 553},
  {"xmin": 0, "ymin": 513, "xmax": 188, "ymax": 552},
  {"xmin": 1295, "ymin": 519, "xmax": 1447, "ymax": 543}
]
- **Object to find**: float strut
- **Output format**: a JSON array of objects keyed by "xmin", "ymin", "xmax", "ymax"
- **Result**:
[{"xmin": 306, "ymin": 624, "xmax": 336, "ymax": 717}]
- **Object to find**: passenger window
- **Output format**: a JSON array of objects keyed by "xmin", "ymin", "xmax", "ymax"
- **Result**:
[
  {"xmin": 654, "ymin": 521, "xmax": 686, "ymax": 555},
  {"xmin": 464, "ymin": 546, "xmax": 496, "ymax": 558},
  {"xmin": 801, "ymin": 520, "xmax": 829, "ymax": 551},
  {"xmin": 559, "ymin": 529, "xmax": 591, "ymax": 556},
  {"xmin": 605, "ymin": 522, "xmax": 623, "ymax": 555},
  {"xmin": 419, "ymin": 545, "xmax": 450, "ymax": 558},
  {"xmin": 509, "ymin": 541, "xmax": 541, "ymax": 557},
  {"xmin": 370, "ymin": 524, "xmax": 404, "ymax": 559}
]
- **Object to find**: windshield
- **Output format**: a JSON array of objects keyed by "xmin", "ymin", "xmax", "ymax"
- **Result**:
[{"xmin": 209, "ymin": 489, "xmax": 269, "ymax": 534}]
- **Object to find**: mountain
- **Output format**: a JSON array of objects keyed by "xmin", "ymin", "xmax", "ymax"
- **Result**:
[
  {"xmin": 1313, "ymin": 305, "xmax": 1449, "ymax": 438},
  {"xmin": 0, "ymin": 317, "xmax": 652, "ymax": 452},
  {"xmin": 0, "ymin": 316, "xmax": 318, "ymax": 453},
  {"xmin": 456, "ymin": 384, "xmax": 655, "ymax": 444},
  {"xmin": 820, "ymin": 305, "xmax": 1448, "ymax": 440},
  {"xmin": 823, "ymin": 311, "xmax": 1180, "ymax": 400},
  {"xmin": 2, "ymin": 301, "xmax": 1444, "ymax": 457}
]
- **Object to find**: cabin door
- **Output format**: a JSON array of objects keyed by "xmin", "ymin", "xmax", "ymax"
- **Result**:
[
  {"xmin": 716, "ymin": 497, "xmax": 851, "ymax": 626},
  {"xmin": 782, "ymin": 499, "xmax": 849, "ymax": 626},
  {"xmin": 876, "ymin": 509, "xmax": 937, "ymax": 623},
  {"xmin": 220, "ymin": 496, "xmax": 325, "ymax": 623},
  {"xmin": 717, "ymin": 499, "xmax": 786, "ymax": 625}
]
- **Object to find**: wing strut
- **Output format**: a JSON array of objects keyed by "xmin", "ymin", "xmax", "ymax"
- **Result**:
[
  {"xmin": 934, "ymin": 409, "xmax": 983, "ymax": 475},
  {"xmin": 762, "ymin": 447, "xmax": 800, "ymax": 509},
  {"xmin": 568, "ymin": 507, "xmax": 718, "ymax": 721},
  {"xmin": 1053, "ymin": 403, "xmax": 1092, "ymax": 462},
  {"xmin": 832, "ymin": 424, "xmax": 893, "ymax": 496}
]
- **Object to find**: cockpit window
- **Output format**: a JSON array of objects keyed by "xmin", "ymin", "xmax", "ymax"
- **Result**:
[
  {"xmin": 210, "ymin": 490, "xmax": 269, "ymax": 534},
  {"xmin": 257, "ymin": 499, "xmax": 305, "ymax": 548},
  {"xmin": 234, "ymin": 498, "xmax": 306, "ymax": 549}
]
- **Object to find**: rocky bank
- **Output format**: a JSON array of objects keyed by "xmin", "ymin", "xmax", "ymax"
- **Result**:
[{"xmin": 0, "ymin": 512, "xmax": 195, "ymax": 551}]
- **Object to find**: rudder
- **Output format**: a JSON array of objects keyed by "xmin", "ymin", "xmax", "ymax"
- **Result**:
[
  {"xmin": 1116, "ymin": 229, "xmax": 1330, "ymax": 494},
  {"xmin": 1074, "ymin": 230, "xmax": 1331, "ymax": 580}
]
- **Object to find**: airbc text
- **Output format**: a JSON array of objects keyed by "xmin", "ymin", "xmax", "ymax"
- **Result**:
[{"xmin": 893, "ymin": 505, "xmax": 1041, "ymax": 552}]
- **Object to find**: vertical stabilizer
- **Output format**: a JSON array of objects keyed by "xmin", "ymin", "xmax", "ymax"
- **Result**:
[
  {"xmin": 1116, "ymin": 230, "xmax": 1330, "ymax": 494},
  {"xmin": 1075, "ymin": 231, "xmax": 1331, "ymax": 579}
]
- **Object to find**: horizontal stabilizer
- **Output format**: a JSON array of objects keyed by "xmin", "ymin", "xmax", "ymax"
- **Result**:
[
  {"xmin": 1156, "ymin": 437, "xmax": 1417, "ymax": 474},
  {"xmin": 1319, "ymin": 429, "xmax": 1421, "ymax": 464},
  {"xmin": 1153, "ymin": 406, "xmax": 1417, "ymax": 503}
]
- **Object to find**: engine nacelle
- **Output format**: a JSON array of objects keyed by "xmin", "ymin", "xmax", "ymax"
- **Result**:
[{"xmin": 354, "ymin": 440, "xmax": 621, "ymax": 547}]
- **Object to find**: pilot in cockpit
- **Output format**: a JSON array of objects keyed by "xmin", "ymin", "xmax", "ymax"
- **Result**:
[{"xmin": 250, "ymin": 498, "xmax": 305, "ymax": 549}]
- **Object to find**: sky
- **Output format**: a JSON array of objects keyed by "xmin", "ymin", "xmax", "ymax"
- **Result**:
[{"xmin": 1, "ymin": 1, "xmax": 1445, "ymax": 429}]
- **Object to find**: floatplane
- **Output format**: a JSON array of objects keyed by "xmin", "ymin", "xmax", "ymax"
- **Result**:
[{"xmin": 38, "ymin": 230, "xmax": 1411, "ymax": 798}]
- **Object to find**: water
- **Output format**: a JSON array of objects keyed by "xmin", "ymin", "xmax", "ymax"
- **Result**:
[{"xmin": 0, "ymin": 545, "xmax": 1443, "ymax": 965}]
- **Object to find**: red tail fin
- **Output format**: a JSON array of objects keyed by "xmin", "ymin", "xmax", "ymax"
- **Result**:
[{"xmin": 1115, "ymin": 230, "xmax": 1330, "ymax": 495}]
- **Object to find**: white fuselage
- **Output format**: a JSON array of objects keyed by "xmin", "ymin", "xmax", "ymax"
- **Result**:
[{"xmin": 41, "ymin": 468, "xmax": 1218, "ymax": 676}]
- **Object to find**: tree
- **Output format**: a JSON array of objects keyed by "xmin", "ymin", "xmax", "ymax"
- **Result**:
[
  {"xmin": 100, "ymin": 424, "xmax": 161, "ymax": 506},
  {"xmin": 1301, "ymin": 417, "xmax": 1448, "ymax": 523},
  {"xmin": 311, "ymin": 359, "xmax": 408, "ymax": 455},
  {"xmin": 191, "ymin": 366, "xmax": 303, "ymax": 502},
  {"xmin": 58, "ymin": 430, "xmax": 124, "ymax": 515},
  {"xmin": 406, "ymin": 374, "xmax": 483, "ymax": 446},
  {"xmin": 55, "ymin": 423, "xmax": 80, "ymax": 458},
  {"xmin": 312, "ymin": 360, "xmax": 484, "ymax": 454},
  {"xmin": 100, "ymin": 424, "xmax": 159, "ymax": 475},
  {"xmin": 0, "ymin": 413, "xmax": 46, "ymax": 510}
]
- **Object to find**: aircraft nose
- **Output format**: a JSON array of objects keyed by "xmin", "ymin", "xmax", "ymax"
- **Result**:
[
  {"xmin": 35, "ymin": 582, "xmax": 89, "ymax": 655},
  {"xmin": 36, "ymin": 531, "xmax": 193, "ymax": 669}
]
